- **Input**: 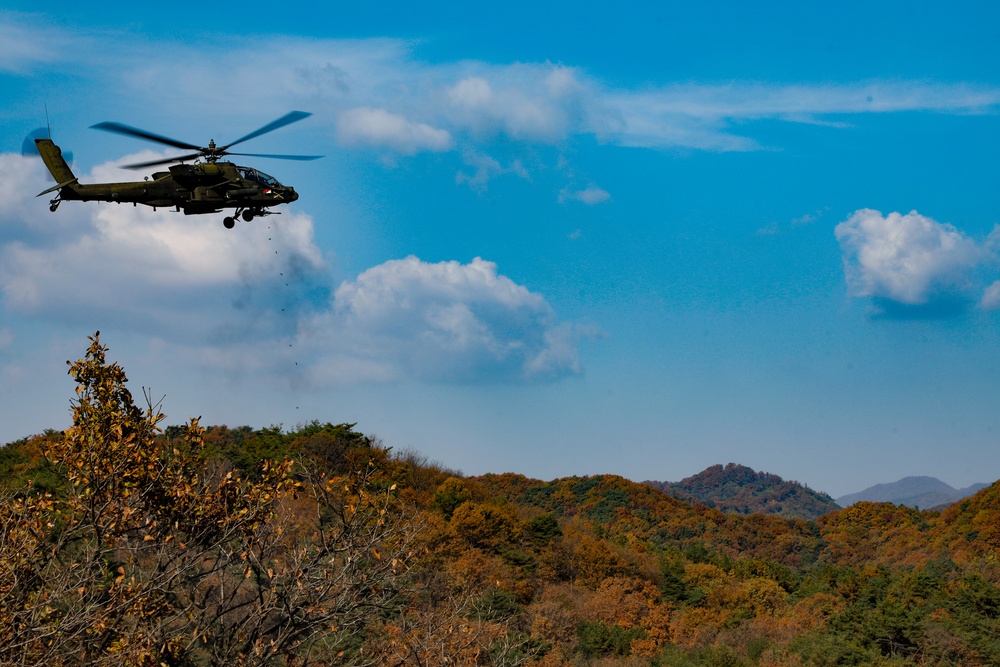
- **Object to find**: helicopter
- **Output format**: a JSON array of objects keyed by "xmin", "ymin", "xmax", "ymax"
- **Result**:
[{"xmin": 34, "ymin": 111, "xmax": 322, "ymax": 229}]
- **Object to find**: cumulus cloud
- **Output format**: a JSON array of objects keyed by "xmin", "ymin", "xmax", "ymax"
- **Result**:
[
  {"xmin": 336, "ymin": 107, "xmax": 453, "ymax": 154},
  {"xmin": 1, "ymin": 153, "xmax": 592, "ymax": 385},
  {"xmin": 296, "ymin": 256, "xmax": 595, "ymax": 384},
  {"xmin": 835, "ymin": 209, "xmax": 991, "ymax": 312},
  {"xmin": 0, "ymin": 154, "xmax": 327, "ymax": 339},
  {"xmin": 444, "ymin": 66, "xmax": 586, "ymax": 142}
]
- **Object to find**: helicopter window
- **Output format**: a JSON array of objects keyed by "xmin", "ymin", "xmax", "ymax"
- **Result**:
[
  {"xmin": 257, "ymin": 170, "xmax": 279, "ymax": 187},
  {"xmin": 238, "ymin": 166, "xmax": 280, "ymax": 187}
]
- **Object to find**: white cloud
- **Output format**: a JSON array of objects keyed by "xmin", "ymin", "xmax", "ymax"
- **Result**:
[
  {"xmin": 0, "ymin": 154, "xmax": 327, "ymax": 338},
  {"xmin": 792, "ymin": 208, "xmax": 828, "ymax": 226},
  {"xmin": 558, "ymin": 186, "xmax": 610, "ymax": 206},
  {"xmin": 1, "ymin": 152, "xmax": 594, "ymax": 385},
  {"xmin": 6, "ymin": 15, "xmax": 1000, "ymax": 156},
  {"xmin": 590, "ymin": 80, "xmax": 1000, "ymax": 151},
  {"xmin": 455, "ymin": 151, "xmax": 530, "ymax": 191},
  {"xmin": 980, "ymin": 281, "xmax": 1000, "ymax": 310},
  {"xmin": 610, "ymin": 81, "xmax": 1000, "ymax": 121},
  {"xmin": 336, "ymin": 107, "xmax": 453, "ymax": 154},
  {"xmin": 444, "ymin": 66, "xmax": 585, "ymax": 142},
  {"xmin": 296, "ymin": 256, "xmax": 593, "ymax": 384},
  {"xmin": 0, "ymin": 154, "xmax": 62, "ymax": 228},
  {"xmin": 0, "ymin": 15, "xmax": 78, "ymax": 73},
  {"xmin": 834, "ymin": 209, "xmax": 985, "ymax": 305}
]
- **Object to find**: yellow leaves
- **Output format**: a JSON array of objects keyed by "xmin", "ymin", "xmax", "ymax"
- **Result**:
[
  {"xmin": 684, "ymin": 563, "xmax": 728, "ymax": 589},
  {"xmin": 1, "ymin": 336, "xmax": 431, "ymax": 665}
]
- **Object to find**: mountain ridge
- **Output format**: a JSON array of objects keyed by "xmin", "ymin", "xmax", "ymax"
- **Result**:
[{"xmin": 836, "ymin": 475, "xmax": 989, "ymax": 509}]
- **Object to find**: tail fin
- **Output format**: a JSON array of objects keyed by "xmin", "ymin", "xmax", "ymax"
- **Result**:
[{"xmin": 34, "ymin": 138, "xmax": 78, "ymax": 195}]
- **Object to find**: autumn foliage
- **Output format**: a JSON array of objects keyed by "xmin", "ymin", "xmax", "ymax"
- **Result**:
[{"xmin": 2, "ymin": 334, "xmax": 999, "ymax": 666}]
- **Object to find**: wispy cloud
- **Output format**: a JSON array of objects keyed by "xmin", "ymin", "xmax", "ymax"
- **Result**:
[
  {"xmin": 6, "ymin": 14, "xmax": 998, "ymax": 157},
  {"xmin": 336, "ymin": 107, "xmax": 453, "ymax": 154},
  {"xmin": 980, "ymin": 281, "xmax": 1000, "ymax": 310},
  {"xmin": 455, "ymin": 151, "xmax": 529, "ymax": 192},
  {"xmin": 559, "ymin": 185, "xmax": 611, "ymax": 206},
  {"xmin": 0, "ymin": 15, "xmax": 84, "ymax": 74}
]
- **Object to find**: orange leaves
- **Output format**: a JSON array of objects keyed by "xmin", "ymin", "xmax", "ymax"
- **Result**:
[
  {"xmin": 564, "ymin": 530, "xmax": 632, "ymax": 589},
  {"xmin": 12, "ymin": 333, "xmax": 1000, "ymax": 666},
  {"xmin": 587, "ymin": 577, "xmax": 665, "ymax": 629},
  {"xmin": 739, "ymin": 577, "xmax": 789, "ymax": 617},
  {"xmin": 449, "ymin": 501, "xmax": 520, "ymax": 553},
  {"xmin": 449, "ymin": 548, "xmax": 512, "ymax": 594}
]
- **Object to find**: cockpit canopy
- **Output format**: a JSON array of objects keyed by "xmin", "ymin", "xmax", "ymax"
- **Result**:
[{"xmin": 237, "ymin": 166, "xmax": 281, "ymax": 188}]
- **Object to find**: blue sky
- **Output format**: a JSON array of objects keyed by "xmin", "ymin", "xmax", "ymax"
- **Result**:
[{"xmin": 2, "ymin": 1, "xmax": 999, "ymax": 497}]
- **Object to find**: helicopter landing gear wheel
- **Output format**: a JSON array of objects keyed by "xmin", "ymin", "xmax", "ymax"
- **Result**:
[
  {"xmin": 242, "ymin": 209, "xmax": 254, "ymax": 222},
  {"xmin": 223, "ymin": 216, "xmax": 236, "ymax": 229}
]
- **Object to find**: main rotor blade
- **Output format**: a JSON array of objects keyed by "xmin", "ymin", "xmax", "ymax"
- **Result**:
[
  {"xmin": 228, "ymin": 152, "xmax": 324, "ymax": 161},
  {"xmin": 223, "ymin": 111, "xmax": 312, "ymax": 150},
  {"xmin": 121, "ymin": 153, "xmax": 203, "ymax": 170},
  {"xmin": 91, "ymin": 122, "xmax": 202, "ymax": 151}
]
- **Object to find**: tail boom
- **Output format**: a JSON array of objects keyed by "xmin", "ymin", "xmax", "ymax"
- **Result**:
[{"xmin": 34, "ymin": 138, "xmax": 80, "ymax": 200}]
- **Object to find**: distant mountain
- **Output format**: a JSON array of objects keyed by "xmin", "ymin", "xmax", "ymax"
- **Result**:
[
  {"xmin": 644, "ymin": 463, "xmax": 841, "ymax": 520},
  {"xmin": 836, "ymin": 476, "xmax": 989, "ymax": 510}
]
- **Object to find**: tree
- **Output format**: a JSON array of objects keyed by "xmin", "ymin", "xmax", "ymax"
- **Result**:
[{"xmin": 0, "ymin": 334, "xmax": 419, "ymax": 667}]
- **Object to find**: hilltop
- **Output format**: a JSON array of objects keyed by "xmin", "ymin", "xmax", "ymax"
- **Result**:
[
  {"xmin": 644, "ymin": 462, "xmax": 841, "ymax": 520},
  {"xmin": 836, "ymin": 475, "xmax": 989, "ymax": 510}
]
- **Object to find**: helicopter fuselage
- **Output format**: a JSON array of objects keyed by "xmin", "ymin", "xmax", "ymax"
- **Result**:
[{"xmin": 35, "ymin": 138, "xmax": 299, "ymax": 225}]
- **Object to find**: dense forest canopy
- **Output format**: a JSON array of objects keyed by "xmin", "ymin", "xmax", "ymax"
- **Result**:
[{"xmin": 1, "ymin": 334, "xmax": 998, "ymax": 666}]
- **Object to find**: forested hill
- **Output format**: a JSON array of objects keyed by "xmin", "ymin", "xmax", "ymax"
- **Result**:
[
  {"xmin": 5, "ymin": 422, "xmax": 1000, "ymax": 665},
  {"xmin": 643, "ymin": 463, "xmax": 841, "ymax": 520},
  {"xmin": 3, "ymin": 336, "xmax": 1000, "ymax": 666}
]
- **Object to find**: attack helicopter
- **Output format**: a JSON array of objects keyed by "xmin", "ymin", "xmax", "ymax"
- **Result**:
[{"xmin": 34, "ymin": 111, "xmax": 321, "ymax": 229}]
